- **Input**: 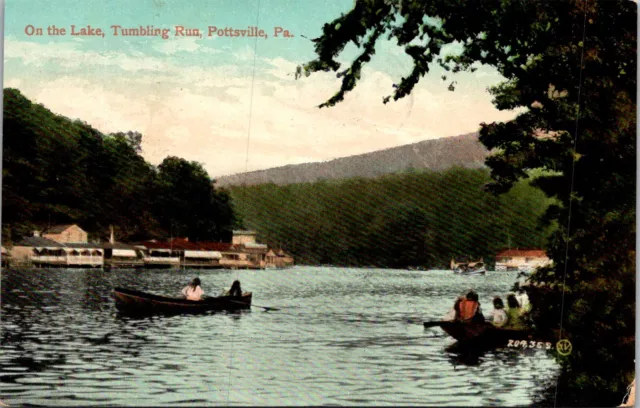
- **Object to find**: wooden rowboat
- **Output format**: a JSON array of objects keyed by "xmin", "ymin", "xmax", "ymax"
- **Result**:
[
  {"xmin": 113, "ymin": 287, "xmax": 252, "ymax": 315},
  {"xmin": 425, "ymin": 321, "xmax": 530, "ymax": 347}
]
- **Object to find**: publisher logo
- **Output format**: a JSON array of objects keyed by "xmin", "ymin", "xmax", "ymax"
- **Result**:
[{"xmin": 556, "ymin": 339, "xmax": 572, "ymax": 356}]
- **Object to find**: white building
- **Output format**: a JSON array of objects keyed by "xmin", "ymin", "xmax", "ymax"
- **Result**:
[{"xmin": 495, "ymin": 249, "xmax": 551, "ymax": 272}]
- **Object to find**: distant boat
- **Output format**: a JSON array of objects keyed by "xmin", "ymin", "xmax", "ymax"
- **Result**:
[
  {"xmin": 451, "ymin": 258, "xmax": 486, "ymax": 275},
  {"xmin": 112, "ymin": 287, "xmax": 252, "ymax": 315}
]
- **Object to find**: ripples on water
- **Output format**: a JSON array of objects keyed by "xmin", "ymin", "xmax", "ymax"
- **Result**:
[{"xmin": 0, "ymin": 267, "xmax": 559, "ymax": 406}]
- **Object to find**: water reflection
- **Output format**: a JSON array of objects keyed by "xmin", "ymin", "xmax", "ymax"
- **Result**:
[{"xmin": 1, "ymin": 267, "xmax": 559, "ymax": 406}]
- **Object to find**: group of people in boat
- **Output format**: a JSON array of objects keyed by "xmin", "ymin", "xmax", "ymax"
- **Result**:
[
  {"xmin": 181, "ymin": 277, "xmax": 245, "ymax": 301},
  {"xmin": 445, "ymin": 289, "xmax": 531, "ymax": 329}
]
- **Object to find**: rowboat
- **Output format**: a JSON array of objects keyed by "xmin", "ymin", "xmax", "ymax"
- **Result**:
[
  {"xmin": 457, "ymin": 267, "xmax": 486, "ymax": 276},
  {"xmin": 113, "ymin": 287, "xmax": 252, "ymax": 315},
  {"xmin": 425, "ymin": 321, "xmax": 530, "ymax": 347},
  {"xmin": 451, "ymin": 258, "xmax": 486, "ymax": 275}
]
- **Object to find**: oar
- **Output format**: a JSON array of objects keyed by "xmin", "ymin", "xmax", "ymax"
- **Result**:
[
  {"xmin": 423, "ymin": 321, "xmax": 446, "ymax": 328},
  {"xmin": 423, "ymin": 319, "xmax": 494, "ymax": 328},
  {"xmin": 229, "ymin": 300, "xmax": 280, "ymax": 312}
]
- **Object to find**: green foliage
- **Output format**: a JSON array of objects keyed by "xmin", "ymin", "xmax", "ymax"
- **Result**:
[
  {"xmin": 230, "ymin": 167, "xmax": 554, "ymax": 268},
  {"xmin": 2, "ymin": 88, "xmax": 235, "ymax": 243},
  {"xmin": 108, "ymin": 131, "xmax": 143, "ymax": 153},
  {"xmin": 153, "ymin": 156, "xmax": 236, "ymax": 242},
  {"xmin": 301, "ymin": 0, "xmax": 636, "ymax": 405}
]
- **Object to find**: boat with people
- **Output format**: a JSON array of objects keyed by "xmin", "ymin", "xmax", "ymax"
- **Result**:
[
  {"xmin": 426, "ymin": 321, "xmax": 531, "ymax": 347},
  {"xmin": 112, "ymin": 287, "xmax": 252, "ymax": 315},
  {"xmin": 426, "ymin": 290, "xmax": 534, "ymax": 348},
  {"xmin": 451, "ymin": 258, "xmax": 486, "ymax": 275}
]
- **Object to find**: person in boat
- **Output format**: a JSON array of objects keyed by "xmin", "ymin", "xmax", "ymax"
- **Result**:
[
  {"xmin": 444, "ymin": 296, "xmax": 464, "ymax": 321},
  {"xmin": 181, "ymin": 277, "xmax": 205, "ymax": 301},
  {"xmin": 504, "ymin": 294, "xmax": 524, "ymax": 329},
  {"xmin": 515, "ymin": 288, "xmax": 532, "ymax": 314},
  {"xmin": 491, "ymin": 297, "xmax": 508, "ymax": 327},
  {"xmin": 223, "ymin": 280, "xmax": 243, "ymax": 297},
  {"xmin": 455, "ymin": 290, "xmax": 485, "ymax": 323}
]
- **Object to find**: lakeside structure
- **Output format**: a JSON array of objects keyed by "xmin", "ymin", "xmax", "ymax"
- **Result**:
[
  {"xmin": 3, "ymin": 224, "xmax": 294, "ymax": 270},
  {"xmin": 450, "ymin": 249, "xmax": 551, "ymax": 273},
  {"xmin": 494, "ymin": 249, "xmax": 551, "ymax": 272},
  {"xmin": 9, "ymin": 226, "xmax": 104, "ymax": 268}
]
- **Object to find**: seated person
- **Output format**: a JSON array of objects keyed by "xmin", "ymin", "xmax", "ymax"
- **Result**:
[
  {"xmin": 516, "ymin": 289, "xmax": 532, "ymax": 314},
  {"xmin": 443, "ymin": 296, "xmax": 464, "ymax": 321},
  {"xmin": 505, "ymin": 294, "xmax": 525, "ymax": 329},
  {"xmin": 491, "ymin": 297, "xmax": 508, "ymax": 327},
  {"xmin": 223, "ymin": 280, "xmax": 243, "ymax": 297},
  {"xmin": 182, "ymin": 277, "xmax": 204, "ymax": 301},
  {"xmin": 455, "ymin": 290, "xmax": 485, "ymax": 323}
]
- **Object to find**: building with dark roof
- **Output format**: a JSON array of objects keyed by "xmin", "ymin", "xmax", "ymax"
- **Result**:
[{"xmin": 9, "ymin": 232, "xmax": 103, "ymax": 267}]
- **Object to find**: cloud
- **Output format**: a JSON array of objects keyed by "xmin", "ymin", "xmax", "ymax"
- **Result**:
[
  {"xmin": 152, "ymin": 36, "xmax": 221, "ymax": 55},
  {"xmin": 5, "ymin": 38, "xmax": 168, "ymax": 72},
  {"xmin": 232, "ymin": 44, "xmax": 259, "ymax": 61},
  {"xmin": 264, "ymin": 57, "xmax": 298, "ymax": 80},
  {"xmin": 31, "ymin": 77, "xmax": 153, "ymax": 134},
  {"xmin": 6, "ymin": 38, "xmax": 517, "ymax": 177}
]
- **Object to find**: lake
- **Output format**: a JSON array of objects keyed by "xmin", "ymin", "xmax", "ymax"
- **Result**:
[{"xmin": 1, "ymin": 266, "xmax": 559, "ymax": 406}]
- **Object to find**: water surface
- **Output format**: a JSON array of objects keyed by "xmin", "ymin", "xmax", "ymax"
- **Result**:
[{"xmin": 1, "ymin": 267, "xmax": 559, "ymax": 406}]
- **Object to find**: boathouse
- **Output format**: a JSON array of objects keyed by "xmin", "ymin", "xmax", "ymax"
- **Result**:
[
  {"xmin": 139, "ymin": 241, "xmax": 181, "ymax": 268},
  {"xmin": 102, "ymin": 242, "xmax": 144, "ymax": 268},
  {"xmin": 170, "ymin": 238, "xmax": 223, "ymax": 268},
  {"xmin": 9, "ymin": 236, "xmax": 65, "ymax": 266},
  {"xmin": 265, "ymin": 249, "xmax": 277, "ymax": 267},
  {"xmin": 239, "ymin": 242, "xmax": 269, "ymax": 269},
  {"xmin": 265, "ymin": 249, "xmax": 294, "ymax": 269},
  {"xmin": 9, "ymin": 233, "xmax": 103, "ymax": 268},
  {"xmin": 61, "ymin": 243, "xmax": 104, "ymax": 267},
  {"xmin": 276, "ymin": 249, "xmax": 295, "ymax": 268},
  {"xmin": 495, "ymin": 249, "xmax": 551, "ymax": 272}
]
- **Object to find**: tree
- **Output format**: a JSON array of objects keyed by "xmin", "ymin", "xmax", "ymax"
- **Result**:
[
  {"xmin": 2, "ymin": 89, "xmax": 236, "ymax": 244},
  {"xmin": 153, "ymin": 156, "xmax": 236, "ymax": 241},
  {"xmin": 109, "ymin": 131, "xmax": 143, "ymax": 153},
  {"xmin": 298, "ymin": 1, "xmax": 636, "ymax": 405},
  {"xmin": 101, "ymin": 133, "xmax": 160, "ymax": 241},
  {"xmin": 230, "ymin": 168, "xmax": 550, "ymax": 268}
]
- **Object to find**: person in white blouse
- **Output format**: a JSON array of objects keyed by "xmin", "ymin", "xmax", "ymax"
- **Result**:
[
  {"xmin": 182, "ymin": 277, "xmax": 204, "ymax": 301},
  {"xmin": 491, "ymin": 297, "xmax": 508, "ymax": 327},
  {"xmin": 516, "ymin": 289, "xmax": 532, "ymax": 313}
]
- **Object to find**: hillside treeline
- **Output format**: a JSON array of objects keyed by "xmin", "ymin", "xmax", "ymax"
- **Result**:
[
  {"xmin": 230, "ymin": 168, "xmax": 555, "ymax": 268},
  {"xmin": 2, "ymin": 88, "xmax": 236, "ymax": 243}
]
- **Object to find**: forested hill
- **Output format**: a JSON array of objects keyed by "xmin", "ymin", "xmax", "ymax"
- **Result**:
[
  {"xmin": 2, "ymin": 88, "xmax": 236, "ymax": 243},
  {"xmin": 215, "ymin": 132, "xmax": 487, "ymax": 186},
  {"xmin": 229, "ymin": 168, "xmax": 555, "ymax": 268}
]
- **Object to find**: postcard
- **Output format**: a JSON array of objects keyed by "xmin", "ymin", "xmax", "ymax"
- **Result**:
[{"xmin": 1, "ymin": 0, "xmax": 636, "ymax": 406}]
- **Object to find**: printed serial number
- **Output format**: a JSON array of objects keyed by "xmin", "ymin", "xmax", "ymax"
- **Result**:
[{"xmin": 507, "ymin": 340, "xmax": 552, "ymax": 349}]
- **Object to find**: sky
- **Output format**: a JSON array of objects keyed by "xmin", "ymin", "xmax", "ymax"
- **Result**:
[{"xmin": 4, "ymin": 0, "xmax": 519, "ymax": 178}]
